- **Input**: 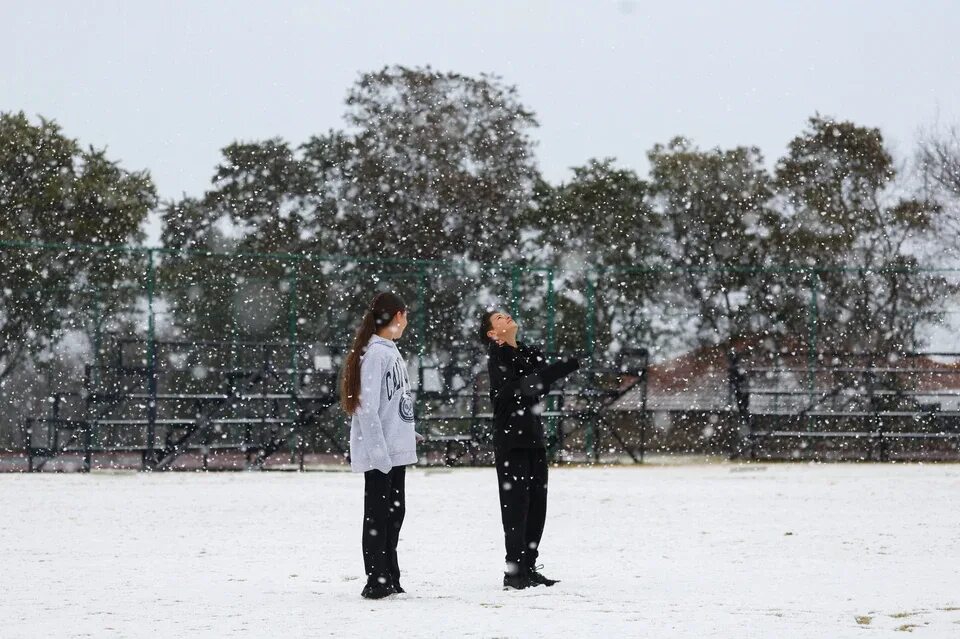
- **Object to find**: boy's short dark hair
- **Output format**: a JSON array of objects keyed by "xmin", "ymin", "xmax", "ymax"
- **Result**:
[{"xmin": 478, "ymin": 310, "xmax": 496, "ymax": 345}]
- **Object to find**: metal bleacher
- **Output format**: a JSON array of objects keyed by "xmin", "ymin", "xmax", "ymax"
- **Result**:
[
  {"xmin": 740, "ymin": 352, "xmax": 960, "ymax": 461},
  {"xmin": 23, "ymin": 338, "xmax": 649, "ymax": 471},
  {"xmin": 23, "ymin": 338, "xmax": 340, "ymax": 471}
]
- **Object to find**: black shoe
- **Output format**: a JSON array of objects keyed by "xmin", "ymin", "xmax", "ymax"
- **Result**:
[
  {"xmin": 503, "ymin": 572, "xmax": 531, "ymax": 590},
  {"xmin": 392, "ymin": 581, "xmax": 406, "ymax": 594},
  {"xmin": 527, "ymin": 565, "xmax": 559, "ymax": 587},
  {"xmin": 361, "ymin": 582, "xmax": 395, "ymax": 599}
]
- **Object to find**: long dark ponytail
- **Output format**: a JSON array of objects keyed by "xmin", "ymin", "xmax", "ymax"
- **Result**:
[{"xmin": 340, "ymin": 291, "xmax": 407, "ymax": 415}]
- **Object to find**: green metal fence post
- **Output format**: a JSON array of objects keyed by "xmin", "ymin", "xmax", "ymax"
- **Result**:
[
  {"xmin": 92, "ymin": 288, "xmax": 103, "ymax": 386},
  {"xmin": 585, "ymin": 268, "xmax": 598, "ymax": 358},
  {"xmin": 807, "ymin": 269, "xmax": 819, "ymax": 431},
  {"xmin": 546, "ymin": 268, "xmax": 556, "ymax": 353},
  {"xmin": 545, "ymin": 268, "xmax": 559, "ymax": 460},
  {"xmin": 145, "ymin": 249, "xmax": 157, "ymax": 470},
  {"xmin": 286, "ymin": 256, "xmax": 302, "ymax": 464},
  {"xmin": 510, "ymin": 264, "xmax": 520, "ymax": 319},
  {"xmin": 287, "ymin": 256, "xmax": 301, "ymax": 386},
  {"xmin": 584, "ymin": 266, "xmax": 603, "ymax": 460},
  {"xmin": 417, "ymin": 266, "xmax": 427, "ymax": 390}
]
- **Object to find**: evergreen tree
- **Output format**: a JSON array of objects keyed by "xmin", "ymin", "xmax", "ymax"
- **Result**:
[
  {"xmin": 647, "ymin": 137, "xmax": 775, "ymax": 351},
  {"xmin": 531, "ymin": 160, "xmax": 664, "ymax": 356},
  {"xmin": 774, "ymin": 116, "xmax": 947, "ymax": 353},
  {"xmin": 337, "ymin": 65, "xmax": 539, "ymax": 262},
  {"xmin": 0, "ymin": 111, "xmax": 155, "ymax": 384}
]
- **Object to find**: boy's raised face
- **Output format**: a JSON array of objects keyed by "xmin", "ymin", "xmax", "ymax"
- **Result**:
[{"xmin": 487, "ymin": 311, "xmax": 517, "ymax": 343}]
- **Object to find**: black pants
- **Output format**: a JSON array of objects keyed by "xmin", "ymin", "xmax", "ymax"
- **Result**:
[
  {"xmin": 495, "ymin": 447, "xmax": 548, "ymax": 575},
  {"xmin": 362, "ymin": 465, "xmax": 406, "ymax": 587}
]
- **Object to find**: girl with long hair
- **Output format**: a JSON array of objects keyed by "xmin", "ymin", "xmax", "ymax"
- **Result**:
[{"xmin": 341, "ymin": 291, "xmax": 420, "ymax": 599}]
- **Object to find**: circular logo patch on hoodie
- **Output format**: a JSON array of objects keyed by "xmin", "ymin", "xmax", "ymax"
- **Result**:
[{"xmin": 399, "ymin": 392, "xmax": 415, "ymax": 422}]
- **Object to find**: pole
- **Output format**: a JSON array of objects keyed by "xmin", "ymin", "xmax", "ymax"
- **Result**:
[
  {"xmin": 287, "ymin": 257, "xmax": 300, "ymax": 387},
  {"xmin": 545, "ymin": 268, "xmax": 558, "ymax": 458},
  {"xmin": 585, "ymin": 271, "xmax": 596, "ymax": 358},
  {"xmin": 806, "ymin": 269, "xmax": 819, "ymax": 432},
  {"xmin": 417, "ymin": 267, "xmax": 427, "ymax": 391},
  {"xmin": 510, "ymin": 265, "xmax": 520, "ymax": 319},
  {"xmin": 92, "ymin": 289, "xmax": 103, "ymax": 386},
  {"xmin": 545, "ymin": 268, "xmax": 556, "ymax": 353},
  {"xmin": 145, "ymin": 249, "xmax": 157, "ymax": 470},
  {"xmin": 287, "ymin": 257, "xmax": 301, "ymax": 467}
]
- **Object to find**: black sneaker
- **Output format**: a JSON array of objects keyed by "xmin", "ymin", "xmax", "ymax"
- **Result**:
[
  {"xmin": 361, "ymin": 582, "xmax": 395, "ymax": 599},
  {"xmin": 503, "ymin": 572, "xmax": 531, "ymax": 590},
  {"xmin": 527, "ymin": 565, "xmax": 559, "ymax": 587},
  {"xmin": 392, "ymin": 581, "xmax": 406, "ymax": 594}
]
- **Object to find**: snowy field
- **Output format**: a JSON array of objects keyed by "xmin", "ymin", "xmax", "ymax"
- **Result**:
[{"xmin": 2, "ymin": 463, "xmax": 959, "ymax": 638}]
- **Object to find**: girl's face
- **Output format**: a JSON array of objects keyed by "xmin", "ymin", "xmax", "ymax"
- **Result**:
[
  {"xmin": 487, "ymin": 311, "xmax": 517, "ymax": 343},
  {"xmin": 393, "ymin": 310, "xmax": 408, "ymax": 337}
]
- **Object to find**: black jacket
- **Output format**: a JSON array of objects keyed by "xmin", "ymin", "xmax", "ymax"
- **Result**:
[{"xmin": 487, "ymin": 341, "xmax": 580, "ymax": 450}]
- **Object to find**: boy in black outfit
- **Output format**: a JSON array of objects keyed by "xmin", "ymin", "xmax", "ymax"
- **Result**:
[{"xmin": 480, "ymin": 310, "xmax": 580, "ymax": 590}]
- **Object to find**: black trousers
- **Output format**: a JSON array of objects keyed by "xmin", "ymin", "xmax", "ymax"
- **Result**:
[
  {"xmin": 362, "ymin": 465, "xmax": 406, "ymax": 587},
  {"xmin": 495, "ymin": 447, "xmax": 548, "ymax": 575}
]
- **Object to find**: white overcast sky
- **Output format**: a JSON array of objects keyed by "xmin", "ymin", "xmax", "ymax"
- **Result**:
[{"xmin": 4, "ymin": 0, "xmax": 960, "ymax": 208}]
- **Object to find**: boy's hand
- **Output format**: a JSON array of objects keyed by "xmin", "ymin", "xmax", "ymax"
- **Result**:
[{"xmin": 415, "ymin": 432, "xmax": 425, "ymax": 443}]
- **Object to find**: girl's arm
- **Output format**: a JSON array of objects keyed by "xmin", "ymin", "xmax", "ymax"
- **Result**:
[{"xmin": 356, "ymin": 354, "xmax": 393, "ymax": 474}]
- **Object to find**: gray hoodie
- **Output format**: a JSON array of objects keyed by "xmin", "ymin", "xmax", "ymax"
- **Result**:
[{"xmin": 349, "ymin": 335, "xmax": 418, "ymax": 473}]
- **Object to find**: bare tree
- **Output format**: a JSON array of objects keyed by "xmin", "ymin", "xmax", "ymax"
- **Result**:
[{"xmin": 918, "ymin": 125, "xmax": 960, "ymax": 197}]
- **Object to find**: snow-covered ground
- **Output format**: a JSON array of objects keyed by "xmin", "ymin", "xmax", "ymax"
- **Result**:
[{"xmin": 1, "ymin": 463, "xmax": 959, "ymax": 638}]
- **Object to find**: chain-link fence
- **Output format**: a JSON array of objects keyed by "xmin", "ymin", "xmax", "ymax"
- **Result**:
[{"xmin": 3, "ymin": 240, "xmax": 960, "ymax": 465}]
